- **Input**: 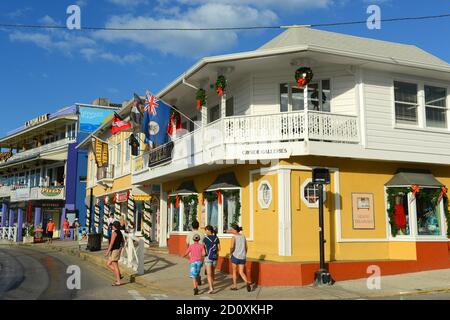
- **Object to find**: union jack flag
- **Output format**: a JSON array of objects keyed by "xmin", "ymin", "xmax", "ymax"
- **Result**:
[{"xmin": 145, "ymin": 91, "xmax": 159, "ymax": 116}]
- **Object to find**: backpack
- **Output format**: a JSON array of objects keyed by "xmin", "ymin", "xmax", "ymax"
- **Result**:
[{"xmin": 205, "ymin": 235, "xmax": 219, "ymax": 261}]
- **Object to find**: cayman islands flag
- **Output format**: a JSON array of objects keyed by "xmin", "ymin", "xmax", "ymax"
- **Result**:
[{"xmin": 142, "ymin": 91, "xmax": 171, "ymax": 146}]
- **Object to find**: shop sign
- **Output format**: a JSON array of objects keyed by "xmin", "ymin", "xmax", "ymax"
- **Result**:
[
  {"xmin": 133, "ymin": 194, "xmax": 151, "ymax": 202},
  {"xmin": 238, "ymin": 144, "xmax": 291, "ymax": 160},
  {"xmin": 41, "ymin": 187, "xmax": 63, "ymax": 197},
  {"xmin": 15, "ymin": 188, "xmax": 30, "ymax": 199},
  {"xmin": 25, "ymin": 114, "xmax": 50, "ymax": 128},
  {"xmin": 149, "ymin": 141, "xmax": 174, "ymax": 167},
  {"xmin": 0, "ymin": 152, "xmax": 13, "ymax": 162},
  {"xmin": 352, "ymin": 193, "xmax": 375, "ymax": 229},
  {"xmin": 116, "ymin": 191, "xmax": 129, "ymax": 203}
]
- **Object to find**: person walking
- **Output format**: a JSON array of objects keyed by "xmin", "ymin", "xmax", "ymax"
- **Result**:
[
  {"xmin": 63, "ymin": 218, "xmax": 70, "ymax": 240},
  {"xmin": 186, "ymin": 220, "xmax": 205, "ymax": 285},
  {"xmin": 106, "ymin": 214, "xmax": 115, "ymax": 243},
  {"xmin": 229, "ymin": 224, "xmax": 252, "ymax": 292},
  {"xmin": 72, "ymin": 219, "xmax": 80, "ymax": 241},
  {"xmin": 105, "ymin": 221, "xmax": 124, "ymax": 286},
  {"xmin": 46, "ymin": 218, "xmax": 55, "ymax": 244},
  {"xmin": 203, "ymin": 225, "xmax": 220, "ymax": 294},
  {"xmin": 183, "ymin": 234, "xmax": 205, "ymax": 295}
]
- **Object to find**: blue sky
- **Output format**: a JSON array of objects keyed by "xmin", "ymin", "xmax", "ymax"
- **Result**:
[{"xmin": 0, "ymin": 0, "xmax": 449, "ymax": 136}]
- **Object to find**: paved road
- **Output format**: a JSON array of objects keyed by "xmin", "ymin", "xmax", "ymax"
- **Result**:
[{"xmin": 0, "ymin": 245, "xmax": 190, "ymax": 300}]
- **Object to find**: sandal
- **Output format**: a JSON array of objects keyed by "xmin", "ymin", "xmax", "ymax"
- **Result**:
[
  {"xmin": 112, "ymin": 283, "xmax": 122, "ymax": 286},
  {"xmin": 208, "ymin": 289, "xmax": 215, "ymax": 294},
  {"xmin": 246, "ymin": 283, "xmax": 252, "ymax": 292},
  {"xmin": 230, "ymin": 287, "xmax": 238, "ymax": 291}
]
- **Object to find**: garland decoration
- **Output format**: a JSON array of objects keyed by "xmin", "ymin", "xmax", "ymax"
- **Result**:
[
  {"xmin": 142, "ymin": 202, "xmax": 152, "ymax": 243},
  {"xmin": 196, "ymin": 89, "xmax": 207, "ymax": 110},
  {"xmin": 168, "ymin": 195, "xmax": 177, "ymax": 209},
  {"xmin": 294, "ymin": 67, "xmax": 313, "ymax": 88},
  {"xmin": 215, "ymin": 75, "xmax": 227, "ymax": 97}
]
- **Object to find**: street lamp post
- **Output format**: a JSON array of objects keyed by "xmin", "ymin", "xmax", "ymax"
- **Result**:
[{"xmin": 312, "ymin": 168, "xmax": 333, "ymax": 286}]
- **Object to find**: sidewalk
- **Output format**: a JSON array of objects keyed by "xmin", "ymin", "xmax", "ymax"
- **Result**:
[{"xmin": 15, "ymin": 240, "xmax": 450, "ymax": 300}]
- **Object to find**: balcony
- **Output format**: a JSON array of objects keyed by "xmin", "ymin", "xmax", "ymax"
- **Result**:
[
  {"xmin": 133, "ymin": 111, "xmax": 360, "ymax": 183},
  {"xmin": 0, "ymin": 138, "xmax": 75, "ymax": 167},
  {"xmin": 9, "ymin": 186, "xmax": 66, "ymax": 202},
  {"xmin": 0, "ymin": 185, "xmax": 11, "ymax": 198},
  {"xmin": 97, "ymin": 165, "xmax": 115, "ymax": 187}
]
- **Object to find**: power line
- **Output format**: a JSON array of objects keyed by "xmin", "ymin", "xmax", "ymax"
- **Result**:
[{"xmin": 0, "ymin": 13, "xmax": 449, "ymax": 31}]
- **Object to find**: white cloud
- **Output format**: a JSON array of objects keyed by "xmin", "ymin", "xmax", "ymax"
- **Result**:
[
  {"xmin": 4, "ymin": 7, "xmax": 32, "ymax": 19},
  {"xmin": 95, "ymin": 3, "xmax": 278, "ymax": 57},
  {"xmin": 107, "ymin": 0, "xmax": 149, "ymax": 7},
  {"xmin": 176, "ymin": 0, "xmax": 332, "ymax": 9},
  {"xmin": 9, "ymin": 16, "xmax": 144, "ymax": 65}
]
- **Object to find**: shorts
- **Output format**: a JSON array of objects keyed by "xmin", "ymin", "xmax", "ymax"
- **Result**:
[
  {"xmin": 47, "ymin": 231, "xmax": 53, "ymax": 239},
  {"xmin": 189, "ymin": 261, "xmax": 203, "ymax": 278},
  {"xmin": 231, "ymin": 255, "xmax": 246, "ymax": 265},
  {"xmin": 204, "ymin": 257, "xmax": 218, "ymax": 267},
  {"xmin": 109, "ymin": 249, "xmax": 122, "ymax": 262}
]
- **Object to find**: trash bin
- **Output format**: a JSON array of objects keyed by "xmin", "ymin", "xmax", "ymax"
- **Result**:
[{"xmin": 87, "ymin": 233, "xmax": 102, "ymax": 252}]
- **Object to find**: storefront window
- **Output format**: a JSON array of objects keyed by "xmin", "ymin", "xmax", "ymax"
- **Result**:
[
  {"xmin": 392, "ymin": 193, "xmax": 410, "ymax": 236},
  {"xmin": 223, "ymin": 193, "xmax": 237, "ymax": 233},
  {"xmin": 172, "ymin": 207, "xmax": 180, "ymax": 232},
  {"xmin": 183, "ymin": 199, "xmax": 196, "ymax": 232},
  {"xmin": 207, "ymin": 200, "xmax": 218, "ymax": 230},
  {"xmin": 302, "ymin": 180, "xmax": 326, "ymax": 207},
  {"xmin": 416, "ymin": 190, "xmax": 442, "ymax": 236}
]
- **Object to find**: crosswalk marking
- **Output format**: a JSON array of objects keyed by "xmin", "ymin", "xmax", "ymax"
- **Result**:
[{"xmin": 128, "ymin": 290, "xmax": 146, "ymax": 300}]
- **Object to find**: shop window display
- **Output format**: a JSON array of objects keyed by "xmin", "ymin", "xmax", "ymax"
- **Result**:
[
  {"xmin": 416, "ymin": 189, "xmax": 441, "ymax": 236},
  {"xmin": 172, "ymin": 207, "xmax": 180, "ymax": 232},
  {"xmin": 393, "ymin": 194, "xmax": 410, "ymax": 235}
]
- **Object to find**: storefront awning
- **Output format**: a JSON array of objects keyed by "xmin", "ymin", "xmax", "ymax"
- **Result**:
[
  {"xmin": 385, "ymin": 169, "xmax": 443, "ymax": 187},
  {"xmin": 171, "ymin": 180, "xmax": 198, "ymax": 195},
  {"xmin": 206, "ymin": 172, "xmax": 241, "ymax": 191}
]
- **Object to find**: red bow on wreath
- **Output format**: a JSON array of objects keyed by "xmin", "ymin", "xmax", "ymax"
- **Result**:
[
  {"xmin": 216, "ymin": 86, "xmax": 224, "ymax": 97},
  {"xmin": 438, "ymin": 186, "xmax": 448, "ymax": 202},
  {"xmin": 197, "ymin": 99, "xmax": 201, "ymax": 109},
  {"xmin": 297, "ymin": 77, "xmax": 307, "ymax": 88},
  {"xmin": 411, "ymin": 184, "xmax": 420, "ymax": 197}
]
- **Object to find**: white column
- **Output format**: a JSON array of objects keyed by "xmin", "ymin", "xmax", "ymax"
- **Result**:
[
  {"xmin": 220, "ymin": 93, "xmax": 227, "ymax": 119},
  {"xmin": 201, "ymin": 106, "xmax": 207, "ymax": 126},
  {"xmin": 278, "ymin": 168, "xmax": 292, "ymax": 256},
  {"xmin": 159, "ymin": 186, "xmax": 168, "ymax": 247}
]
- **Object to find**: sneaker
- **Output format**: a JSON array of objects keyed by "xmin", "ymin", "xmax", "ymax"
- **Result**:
[{"xmin": 194, "ymin": 288, "xmax": 199, "ymax": 296}]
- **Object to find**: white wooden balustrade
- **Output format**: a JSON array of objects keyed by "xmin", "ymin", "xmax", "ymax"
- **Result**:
[
  {"xmin": 0, "ymin": 227, "xmax": 17, "ymax": 242},
  {"xmin": 119, "ymin": 231, "xmax": 145, "ymax": 275}
]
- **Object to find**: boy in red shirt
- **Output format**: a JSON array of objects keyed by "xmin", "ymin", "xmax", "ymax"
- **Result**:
[
  {"xmin": 46, "ymin": 219, "xmax": 55, "ymax": 244},
  {"xmin": 183, "ymin": 234, "xmax": 205, "ymax": 295}
]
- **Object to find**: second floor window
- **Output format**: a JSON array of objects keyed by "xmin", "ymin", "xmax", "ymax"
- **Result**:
[
  {"xmin": 394, "ymin": 81, "xmax": 418, "ymax": 125},
  {"xmin": 425, "ymin": 85, "xmax": 447, "ymax": 128}
]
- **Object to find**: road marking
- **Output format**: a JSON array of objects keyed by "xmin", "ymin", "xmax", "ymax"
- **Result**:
[
  {"xmin": 151, "ymin": 293, "xmax": 169, "ymax": 300},
  {"xmin": 128, "ymin": 290, "xmax": 146, "ymax": 300}
]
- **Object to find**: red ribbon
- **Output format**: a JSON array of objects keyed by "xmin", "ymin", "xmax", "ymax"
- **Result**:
[
  {"xmin": 216, "ymin": 190, "xmax": 222, "ymax": 205},
  {"xmin": 216, "ymin": 86, "xmax": 224, "ymax": 97},
  {"xmin": 197, "ymin": 99, "xmax": 201, "ymax": 110},
  {"xmin": 411, "ymin": 184, "xmax": 420, "ymax": 197},
  {"xmin": 438, "ymin": 186, "xmax": 448, "ymax": 202},
  {"xmin": 297, "ymin": 78, "xmax": 306, "ymax": 88},
  {"xmin": 175, "ymin": 195, "xmax": 180, "ymax": 209}
]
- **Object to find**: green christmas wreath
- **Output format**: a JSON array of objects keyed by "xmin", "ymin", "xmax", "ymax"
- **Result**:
[
  {"xmin": 196, "ymin": 89, "xmax": 206, "ymax": 110},
  {"xmin": 295, "ymin": 67, "xmax": 313, "ymax": 88},
  {"xmin": 215, "ymin": 75, "xmax": 227, "ymax": 97}
]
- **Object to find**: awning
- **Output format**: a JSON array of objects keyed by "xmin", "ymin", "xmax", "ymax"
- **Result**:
[
  {"xmin": 385, "ymin": 169, "xmax": 443, "ymax": 187},
  {"xmin": 205, "ymin": 172, "xmax": 241, "ymax": 191},
  {"xmin": 171, "ymin": 180, "xmax": 198, "ymax": 196}
]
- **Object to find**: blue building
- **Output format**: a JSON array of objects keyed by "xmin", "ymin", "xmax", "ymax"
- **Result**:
[{"xmin": 0, "ymin": 100, "xmax": 119, "ymax": 241}]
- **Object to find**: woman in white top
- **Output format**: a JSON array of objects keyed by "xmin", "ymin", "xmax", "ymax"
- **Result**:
[{"xmin": 229, "ymin": 224, "xmax": 252, "ymax": 292}]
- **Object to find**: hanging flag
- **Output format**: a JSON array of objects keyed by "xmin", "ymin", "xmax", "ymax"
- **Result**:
[
  {"xmin": 142, "ymin": 91, "xmax": 171, "ymax": 146},
  {"xmin": 112, "ymin": 112, "xmax": 132, "ymax": 135},
  {"xmin": 92, "ymin": 137, "xmax": 109, "ymax": 168},
  {"xmin": 131, "ymin": 93, "xmax": 144, "ymax": 128},
  {"xmin": 129, "ymin": 134, "xmax": 140, "ymax": 156}
]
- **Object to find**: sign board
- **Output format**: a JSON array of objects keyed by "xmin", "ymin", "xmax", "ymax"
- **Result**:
[
  {"xmin": 116, "ymin": 191, "xmax": 129, "ymax": 203},
  {"xmin": 133, "ymin": 194, "xmax": 151, "ymax": 202},
  {"xmin": 149, "ymin": 141, "xmax": 174, "ymax": 167},
  {"xmin": 352, "ymin": 193, "xmax": 375, "ymax": 229},
  {"xmin": 40, "ymin": 187, "xmax": 63, "ymax": 197},
  {"xmin": 237, "ymin": 144, "xmax": 291, "ymax": 160},
  {"xmin": 25, "ymin": 114, "xmax": 50, "ymax": 128},
  {"xmin": 15, "ymin": 188, "xmax": 30, "ymax": 199},
  {"xmin": 79, "ymin": 105, "xmax": 116, "ymax": 133}
]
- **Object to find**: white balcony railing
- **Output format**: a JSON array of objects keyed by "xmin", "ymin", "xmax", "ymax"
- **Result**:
[
  {"xmin": 0, "ymin": 227, "xmax": 17, "ymax": 242},
  {"xmin": 0, "ymin": 138, "xmax": 75, "ymax": 165},
  {"xmin": 0, "ymin": 185, "xmax": 11, "ymax": 198},
  {"xmin": 133, "ymin": 111, "xmax": 360, "ymax": 174}
]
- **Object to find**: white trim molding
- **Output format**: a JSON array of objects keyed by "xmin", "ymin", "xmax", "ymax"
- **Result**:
[{"xmin": 278, "ymin": 168, "xmax": 292, "ymax": 256}]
